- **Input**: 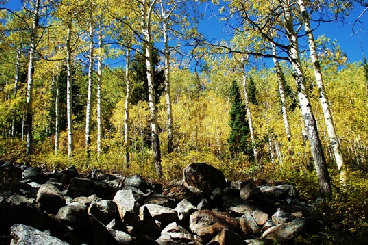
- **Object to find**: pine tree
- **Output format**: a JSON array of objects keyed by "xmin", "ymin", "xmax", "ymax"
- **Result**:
[
  {"xmin": 247, "ymin": 76, "xmax": 258, "ymax": 105},
  {"xmin": 228, "ymin": 81, "xmax": 251, "ymax": 157}
]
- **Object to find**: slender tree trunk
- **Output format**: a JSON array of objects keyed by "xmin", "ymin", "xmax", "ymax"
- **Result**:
[
  {"xmin": 242, "ymin": 72, "xmax": 258, "ymax": 163},
  {"xmin": 298, "ymin": 0, "xmax": 344, "ymax": 170},
  {"xmin": 268, "ymin": 136, "xmax": 275, "ymax": 163},
  {"xmin": 282, "ymin": 0, "xmax": 331, "ymax": 196},
  {"xmin": 21, "ymin": 114, "xmax": 25, "ymax": 141},
  {"xmin": 142, "ymin": 0, "xmax": 162, "ymax": 178},
  {"xmin": 85, "ymin": 13, "xmax": 94, "ymax": 155},
  {"xmin": 161, "ymin": 2, "xmax": 174, "ymax": 154},
  {"xmin": 54, "ymin": 74, "xmax": 60, "ymax": 155},
  {"xmin": 96, "ymin": 21, "xmax": 102, "ymax": 157},
  {"xmin": 124, "ymin": 47, "xmax": 131, "ymax": 167},
  {"xmin": 12, "ymin": 43, "xmax": 22, "ymax": 137},
  {"xmin": 26, "ymin": 0, "xmax": 40, "ymax": 156},
  {"xmin": 272, "ymin": 44, "xmax": 291, "ymax": 141},
  {"xmin": 66, "ymin": 20, "xmax": 73, "ymax": 158}
]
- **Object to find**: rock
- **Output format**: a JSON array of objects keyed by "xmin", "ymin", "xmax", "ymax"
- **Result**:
[
  {"xmin": 197, "ymin": 198, "xmax": 211, "ymax": 210},
  {"xmin": 262, "ymin": 220, "xmax": 274, "ymax": 231},
  {"xmin": 271, "ymin": 208, "xmax": 293, "ymax": 225},
  {"xmin": 107, "ymin": 228, "xmax": 133, "ymax": 244},
  {"xmin": 36, "ymin": 183, "xmax": 65, "ymax": 214},
  {"xmin": 211, "ymin": 228, "xmax": 244, "ymax": 245},
  {"xmin": 140, "ymin": 204, "xmax": 178, "ymax": 225},
  {"xmin": 183, "ymin": 163, "xmax": 226, "ymax": 195},
  {"xmin": 88, "ymin": 200, "xmax": 118, "ymax": 225},
  {"xmin": 22, "ymin": 167, "xmax": 46, "ymax": 183},
  {"xmin": 259, "ymin": 184, "xmax": 297, "ymax": 199},
  {"xmin": 244, "ymin": 238, "xmax": 264, "ymax": 245},
  {"xmin": 252, "ymin": 210, "xmax": 268, "ymax": 226},
  {"xmin": 10, "ymin": 224, "xmax": 68, "ymax": 245},
  {"xmin": 144, "ymin": 194, "xmax": 176, "ymax": 208},
  {"xmin": 124, "ymin": 174, "xmax": 146, "ymax": 190},
  {"xmin": 72, "ymin": 195, "xmax": 98, "ymax": 206},
  {"xmin": 0, "ymin": 162, "xmax": 22, "ymax": 191},
  {"xmin": 189, "ymin": 210, "xmax": 240, "ymax": 237},
  {"xmin": 56, "ymin": 166, "xmax": 79, "ymax": 185},
  {"xmin": 175, "ymin": 199, "xmax": 196, "ymax": 221},
  {"xmin": 262, "ymin": 218, "xmax": 306, "ymax": 240},
  {"xmin": 94, "ymin": 181, "xmax": 118, "ymax": 200},
  {"xmin": 113, "ymin": 189, "xmax": 139, "ymax": 224},
  {"xmin": 7, "ymin": 195, "xmax": 31, "ymax": 205},
  {"xmin": 241, "ymin": 212, "xmax": 261, "ymax": 234},
  {"xmin": 66, "ymin": 178, "xmax": 95, "ymax": 198},
  {"xmin": 162, "ymin": 184, "xmax": 196, "ymax": 202},
  {"xmin": 240, "ymin": 181, "xmax": 263, "ymax": 201},
  {"xmin": 156, "ymin": 222, "xmax": 193, "ymax": 244},
  {"xmin": 227, "ymin": 202, "xmax": 257, "ymax": 215},
  {"xmin": 57, "ymin": 202, "xmax": 88, "ymax": 225}
]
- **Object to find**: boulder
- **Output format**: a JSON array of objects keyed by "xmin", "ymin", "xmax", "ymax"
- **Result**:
[
  {"xmin": 66, "ymin": 178, "xmax": 95, "ymax": 198},
  {"xmin": 175, "ymin": 199, "xmax": 196, "ymax": 221},
  {"xmin": 88, "ymin": 200, "xmax": 118, "ymax": 225},
  {"xmin": 22, "ymin": 167, "xmax": 46, "ymax": 183},
  {"xmin": 259, "ymin": 184, "xmax": 297, "ymax": 199},
  {"xmin": 7, "ymin": 195, "xmax": 32, "ymax": 205},
  {"xmin": 10, "ymin": 224, "xmax": 68, "ymax": 245},
  {"xmin": 162, "ymin": 184, "xmax": 197, "ymax": 202},
  {"xmin": 124, "ymin": 174, "xmax": 146, "ymax": 190},
  {"xmin": 262, "ymin": 218, "xmax": 306, "ymax": 240},
  {"xmin": 241, "ymin": 212, "xmax": 261, "ymax": 235},
  {"xmin": 57, "ymin": 202, "xmax": 88, "ymax": 226},
  {"xmin": 140, "ymin": 204, "xmax": 178, "ymax": 225},
  {"xmin": 271, "ymin": 208, "xmax": 293, "ymax": 225},
  {"xmin": 107, "ymin": 228, "xmax": 133, "ymax": 244},
  {"xmin": 113, "ymin": 189, "xmax": 139, "ymax": 224},
  {"xmin": 252, "ymin": 210, "xmax": 268, "ymax": 226},
  {"xmin": 93, "ymin": 181, "xmax": 118, "ymax": 200},
  {"xmin": 183, "ymin": 163, "xmax": 226, "ymax": 195},
  {"xmin": 36, "ymin": 183, "xmax": 65, "ymax": 214},
  {"xmin": 156, "ymin": 222, "xmax": 193, "ymax": 244},
  {"xmin": 189, "ymin": 210, "xmax": 240, "ymax": 237},
  {"xmin": 144, "ymin": 194, "xmax": 176, "ymax": 208},
  {"xmin": 211, "ymin": 228, "xmax": 244, "ymax": 245},
  {"xmin": 0, "ymin": 162, "xmax": 22, "ymax": 191},
  {"xmin": 240, "ymin": 181, "xmax": 263, "ymax": 201}
]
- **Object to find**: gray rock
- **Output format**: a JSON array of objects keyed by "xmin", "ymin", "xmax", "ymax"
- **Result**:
[
  {"xmin": 66, "ymin": 178, "xmax": 95, "ymax": 198},
  {"xmin": 183, "ymin": 163, "xmax": 226, "ymax": 195},
  {"xmin": 240, "ymin": 181, "xmax": 263, "ymax": 201},
  {"xmin": 175, "ymin": 199, "xmax": 196, "ymax": 221},
  {"xmin": 7, "ymin": 195, "xmax": 31, "ymax": 205},
  {"xmin": 271, "ymin": 208, "xmax": 293, "ymax": 225},
  {"xmin": 262, "ymin": 218, "xmax": 306, "ymax": 240},
  {"xmin": 113, "ymin": 189, "xmax": 138, "ymax": 224},
  {"xmin": 0, "ymin": 162, "xmax": 22, "ymax": 191},
  {"xmin": 37, "ymin": 183, "xmax": 65, "ymax": 214},
  {"xmin": 144, "ymin": 194, "xmax": 176, "ymax": 208},
  {"xmin": 252, "ymin": 210, "xmax": 268, "ymax": 226},
  {"xmin": 107, "ymin": 228, "xmax": 132, "ymax": 244},
  {"xmin": 211, "ymin": 228, "xmax": 244, "ymax": 245},
  {"xmin": 197, "ymin": 198, "xmax": 211, "ymax": 210},
  {"xmin": 259, "ymin": 184, "xmax": 297, "ymax": 199},
  {"xmin": 57, "ymin": 202, "xmax": 88, "ymax": 225},
  {"xmin": 22, "ymin": 167, "xmax": 45, "ymax": 183},
  {"xmin": 156, "ymin": 222, "xmax": 193, "ymax": 245},
  {"xmin": 10, "ymin": 224, "xmax": 68, "ymax": 245},
  {"xmin": 124, "ymin": 174, "xmax": 146, "ymax": 190},
  {"xmin": 139, "ymin": 204, "xmax": 178, "ymax": 225},
  {"xmin": 89, "ymin": 200, "xmax": 118, "ymax": 225},
  {"xmin": 241, "ymin": 211, "xmax": 261, "ymax": 234},
  {"xmin": 189, "ymin": 210, "xmax": 240, "ymax": 237}
]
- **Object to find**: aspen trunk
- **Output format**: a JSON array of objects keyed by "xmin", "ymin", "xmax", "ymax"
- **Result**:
[
  {"xmin": 124, "ymin": 48, "xmax": 131, "ymax": 167},
  {"xmin": 272, "ymin": 44, "xmax": 291, "ymax": 141},
  {"xmin": 161, "ymin": 2, "xmax": 174, "ymax": 154},
  {"xmin": 26, "ymin": 0, "xmax": 40, "ymax": 156},
  {"xmin": 242, "ymin": 72, "xmax": 258, "ymax": 163},
  {"xmin": 85, "ymin": 13, "xmax": 94, "ymax": 155},
  {"xmin": 142, "ymin": 0, "xmax": 162, "ymax": 178},
  {"xmin": 12, "ymin": 44, "xmax": 22, "ymax": 137},
  {"xmin": 282, "ymin": 0, "xmax": 331, "ymax": 196},
  {"xmin": 66, "ymin": 20, "xmax": 73, "ymax": 158},
  {"xmin": 298, "ymin": 0, "xmax": 344, "ymax": 170},
  {"xmin": 55, "ymin": 74, "xmax": 59, "ymax": 155},
  {"xmin": 96, "ymin": 22, "xmax": 102, "ymax": 156}
]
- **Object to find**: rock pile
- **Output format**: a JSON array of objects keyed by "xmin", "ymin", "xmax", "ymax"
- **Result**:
[{"xmin": 0, "ymin": 161, "xmax": 314, "ymax": 244}]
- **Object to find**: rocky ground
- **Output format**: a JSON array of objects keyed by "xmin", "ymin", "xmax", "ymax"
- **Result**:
[{"xmin": 0, "ymin": 161, "xmax": 316, "ymax": 244}]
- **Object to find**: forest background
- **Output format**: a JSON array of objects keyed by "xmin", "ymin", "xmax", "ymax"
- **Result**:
[{"xmin": 0, "ymin": 0, "xmax": 368, "ymax": 243}]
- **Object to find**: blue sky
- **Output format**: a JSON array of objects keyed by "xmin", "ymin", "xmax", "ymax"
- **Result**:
[{"xmin": 4, "ymin": 0, "xmax": 368, "ymax": 64}]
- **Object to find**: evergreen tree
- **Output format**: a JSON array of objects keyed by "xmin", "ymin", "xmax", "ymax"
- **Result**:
[
  {"xmin": 228, "ymin": 81, "xmax": 251, "ymax": 157},
  {"xmin": 247, "ymin": 76, "xmax": 258, "ymax": 105}
]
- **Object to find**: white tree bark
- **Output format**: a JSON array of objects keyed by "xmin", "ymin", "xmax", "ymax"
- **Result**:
[
  {"xmin": 142, "ymin": 0, "xmax": 162, "ymax": 178},
  {"xmin": 161, "ymin": 1, "xmax": 174, "ymax": 154},
  {"xmin": 298, "ymin": 0, "xmax": 344, "ymax": 170},
  {"xmin": 124, "ymin": 48, "xmax": 131, "ymax": 167},
  {"xmin": 66, "ymin": 20, "xmax": 73, "ymax": 158},
  {"xmin": 26, "ymin": 0, "xmax": 40, "ymax": 156},
  {"xmin": 282, "ymin": 0, "xmax": 331, "ymax": 196},
  {"xmin": 272, "ymin": 43, "xmax": 291, "ymax": 141},
  {"xmin": 242, "ymin": 72, "xmax": 258, "ymax": 163},
  {"xmin": 85, "ymin": 12, "xmax": 94, "ymax": 154},
  {"xmin": 96, "ymin": 21, "xmax": 102, "ymax": 156},
  {"xmin": 12, "ymin": 43, "xmax": 22, "ymax": 137}
]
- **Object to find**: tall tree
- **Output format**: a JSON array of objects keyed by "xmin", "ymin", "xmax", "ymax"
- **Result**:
[
  {"xmin": 298, "ymin": 0, "xmax": 344, "ymax": 170},
  {"xmin": 66, "ymin": 19, "xmax": 73, "ymax": 158},
  {"xmin": 25, "ymin": 0, "xmax": 40, "ymax": 156},
  {"xmin": 124, "ymin": 47, "xmax": 131, "ymax": 167}
]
